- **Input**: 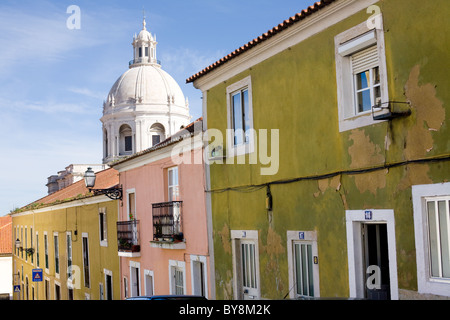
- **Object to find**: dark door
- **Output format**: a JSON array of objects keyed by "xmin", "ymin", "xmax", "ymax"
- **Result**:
[{"xmin": 362, "ymin": 223, "xmax": 390, "ymax": 300}]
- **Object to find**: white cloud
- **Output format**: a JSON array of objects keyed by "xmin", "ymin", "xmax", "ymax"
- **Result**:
[
  {"xmin": 160, "ymin": 47, "xmax": 226, "ymax": 80},
  {"xmin": 67, "ymin": 87, "xmax": 105, "ymax": 100},
  {"xmin": 0, "ymin": 4, "xmax": 104, "ymax": 74}
]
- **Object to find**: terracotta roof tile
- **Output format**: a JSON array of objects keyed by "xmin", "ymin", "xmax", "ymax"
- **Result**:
[
  {"xmin": 0, "ymin": 216, "xmax": 12, "ymax": 254},
  {"xmin": 186, "ymin": 0, "xmax": 336, "ymax": 83},
  {"xmin": 21, "ymin": 168, "xmax": 119, "ymax": 210}
]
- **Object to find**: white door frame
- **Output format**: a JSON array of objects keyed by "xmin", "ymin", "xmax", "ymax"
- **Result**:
[
  {"xmin": 231, "ymin": 230, "xmax": 261, "ymax": 300},
  {"xmin": 346, "ymin": 210, "xmax": 399, "ymax": 300}
]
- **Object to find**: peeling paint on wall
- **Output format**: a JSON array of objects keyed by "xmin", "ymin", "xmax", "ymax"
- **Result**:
[
  {"xmin": 260, "ymin": 227, "xmax": 286, "ymax": 297},
  {"xmin": 397, "ymin": 65, "xmax": 446, "ymax": 191},
  {"xmin": 348, "ymin": 129, "xmax": 386, "ymax": 195},
  {"xmin": 217, "ymin": 223, "xmax": 232, "ymax": 255},
  {"xmin": 404, "ymin": 65, "xmax": 446, "ymax": 159},
  {"xmin": 314, "ymin": 175, "xmax": 341, "ymax": 198}
]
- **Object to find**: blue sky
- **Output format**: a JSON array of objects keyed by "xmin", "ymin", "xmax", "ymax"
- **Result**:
[{"xmin": 0, "ymin": 0, "xmax": 315, "ymax": 215}]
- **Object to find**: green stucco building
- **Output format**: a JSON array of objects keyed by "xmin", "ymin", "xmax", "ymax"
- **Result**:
[{"xmin": 188, "ymin": 0, "xmax": 450, "ymax": 300}]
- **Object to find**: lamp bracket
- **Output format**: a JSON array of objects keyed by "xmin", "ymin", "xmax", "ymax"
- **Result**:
[{"xmin": 90, "ymin": 186, "xmax": 123, "ymax": 201}]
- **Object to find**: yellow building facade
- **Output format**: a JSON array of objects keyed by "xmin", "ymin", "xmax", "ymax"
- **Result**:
[{"xmin": 11, "ymin": 170, "xmax": 121, "ymax": 300}]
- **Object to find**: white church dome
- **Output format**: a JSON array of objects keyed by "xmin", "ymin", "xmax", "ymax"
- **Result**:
[
  {"xmin": 101, "ymin": 17, "xmax": 191, "ymax": 164},
  {"xmin": 107, "ymin": 65, "xmax": 187, "ymax": 107}
]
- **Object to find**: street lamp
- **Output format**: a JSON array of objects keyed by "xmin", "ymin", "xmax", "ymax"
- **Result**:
[{"xmin": 84, "ymin": 167, "xmax": 123, "ymax": 200}]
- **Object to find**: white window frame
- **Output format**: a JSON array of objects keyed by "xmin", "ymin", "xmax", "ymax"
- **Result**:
[
  {"xmin": 226, "ymin": 76, "xmax": 255, "ymax": 158},
  {"xmin": 53, "ymin": 232, "xmax": 59, "ymax": 278},
  {"xmin": 412, "ymin": 182, "xmax": 450, "ymax": 297},
  {"xmin": 168, "ymin": 167, "xmax": 179, "ymax": 202},
  {"xmin": 144, "ymin": 269, "xmax": 155, "ymax": 296},
  {"xmin": 345, "ymin": 209, "xmax": 399, "ymax": 300},
  {"xmin": 169, "ymin": 260, "xmax": 186, "ymax": 295},
  {"xmin": 82, "ymin": 233, "xmax": 90, "ymax": 288},
  {"xmin": 190, "ymin": 255, "xmax": 208, "ymax": 299},
  {"xmin": 334, "ymin": 16, "xmax": 389, "ymax": 132},
  {"xmin": 230, "ymin": 230, "xmax": 260, "ymax": 300},
  {"xmin": 127, "ymin": 189, "xmax": 136, "ymax": 220},
  {"xmin": 287, "ymin": 231, "xmax": 320, "ymax": 299},
  {"xmin": 99, "ymin": 207, "xmax": 108, "ymax": 247},
  {"xmin": 129, "ymin": 260, "xmax": 141, "ymax": 297},
  {"xmin": 36, "ymin": 231, "xmax": 39, "ymax": 268},
  {"xmin": 66, "ymin": 232, "xmax": 73, "ymax": 284},
  {"xmin": 44, "ymin": 231, "xmax": 49, "ymax": 274}
]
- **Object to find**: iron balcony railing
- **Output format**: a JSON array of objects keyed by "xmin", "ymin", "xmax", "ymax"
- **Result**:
[
  {"xmin": 117, "ymin": 220, "xmax": 140, "ymax": 252},
  {"xmin": 152, "ymin": 201, "xmax": 183, "ymax": 241}
]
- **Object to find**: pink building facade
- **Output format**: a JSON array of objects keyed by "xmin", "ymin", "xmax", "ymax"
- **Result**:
[{"xmin": 111, "ymin": 120, "xmax": 212, "ymax": 299}]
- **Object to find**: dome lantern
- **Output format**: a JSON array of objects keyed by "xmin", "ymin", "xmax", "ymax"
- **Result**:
[{"xmin": 130, "ymin": 17, "xmax": 158, "ymax": 67}]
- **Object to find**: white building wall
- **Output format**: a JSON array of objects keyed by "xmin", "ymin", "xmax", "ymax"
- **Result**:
[{"xmin": 0, "ymin": 256, "xmax": 12, "ymax": 299}]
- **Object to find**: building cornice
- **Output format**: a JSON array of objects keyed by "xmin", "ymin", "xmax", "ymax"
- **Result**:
[{"xmin": 191, "ymin": 0, "xmax": 378, "ymax": 91}]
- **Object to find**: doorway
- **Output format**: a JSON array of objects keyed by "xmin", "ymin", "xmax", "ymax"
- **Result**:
[
  {"xmin": 345, "ymin": 210, "xmax": 399, "ymax": 300},
  {"xmin": 362, "ymin": 223, "xmax": 390, "ymax": 300},
  {"xmin": 130, "ymin": 264, "xmax": 140, "ymax": 297}
]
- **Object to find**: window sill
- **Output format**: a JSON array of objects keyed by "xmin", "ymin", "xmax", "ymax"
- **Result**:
[
  {"xmin": 150, "ymin": 240, "xmax": 186, "ymax": 250},
  {"xmin": 339, "ymin": 110, "xmax": 387, "ymax": 132}
]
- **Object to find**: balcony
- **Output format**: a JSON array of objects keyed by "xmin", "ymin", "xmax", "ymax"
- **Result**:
[
  {"xmin": 151, "ymin": 201, "xmax": 185, "ymax": 249},
  {"xmin": 117, "ymin": 220, "xmax": 141, "ymax": 257}
]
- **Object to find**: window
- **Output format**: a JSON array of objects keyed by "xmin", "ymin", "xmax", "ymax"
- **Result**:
[
  {"xmin": 169, "ymin": 260, "xmax": 186, "ymax": 295},
  {"xmin": 335, "ymin": 18, "xmax": 389, "ymax": 132},
  {"xmin": 287, "ymin": 231, "xmax": 320, "ymax": 299},
  {"xmin": 36, "ymin": 232, "xmax": 39, "ymax": 267},
  {"xmin": 66, "ymin": 232, "xmax": 73, "ymax": 281},
  {"xmin": 230, "ymin": 230, "xmax": 260, "ymax": 299},
  {"xmin": 30, "ymin": 228, "xmax": 33, "ymax": 264},
  {"xmin": 241, "ymin": 241, "xmax": 257, "ymax": 292},
  {"xmin": 145, "ymin": 47, "xmax": 149, "ymax": 57},
  {"xmin": 128, "ymin": 191, "xmax": 136, "ymax": 220},
  {"xmin": 293, "ymin": 243, "xmax": 314, "ymax": 297},
  {"xmin": 149, "ymin": 123, "xmax": 165, "ymax": 147},
  {"xmin": 231, "ymin": 88, "xmax": 250, "ymax": 146},
  {"xmin": 125, "ymin": 136, "xmax": 132, "ymax": 152},
  {"xmin": 25, "ymin": 227, "xmax": 27, "ymax": 261},
  {"xmin": 44, "ymin": 232, "xmax": 49, "ymax": 271},
  {"xmin": 412, "ymin": 183, "xmax": 450, "ymax": 297},
  {"xmin": 168, "ymin": 167, "xmax": 179, "ymax": 202},
  {"xmin": 119, "ymin": 124, "xmax": 133, "ymax": 155},
  {"xmin": 82, "ymin": 234, "xmax": 90, "ymax": 288},
  {"xmin": 426, "ymin": 199, "xmax": 450, "ymax": 279},
  {"xmin": 152, "ymin": 135, "xmax": 161, "ymax": 146},
  {"xmin": 226, "ymin": 76, "xmax": 255, "ymax": 157},
  {"xmin": 54, "ymin": 233, "xmax": 59, "ymax": 276},
  {"xmin": 21, "ymin": 227, "xmax": 23, "ymax": 259},
  {"xmin": 99, "ymin": 208, "xmax": 108, "ymax": 246}
]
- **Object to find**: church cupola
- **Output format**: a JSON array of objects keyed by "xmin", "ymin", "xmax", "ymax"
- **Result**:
[{"xmin": 130, "ymin": 17, "xmax": 158, "ymax": 67}]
